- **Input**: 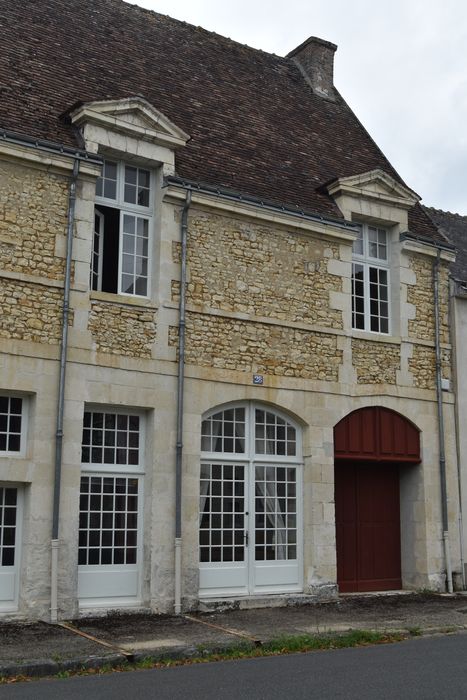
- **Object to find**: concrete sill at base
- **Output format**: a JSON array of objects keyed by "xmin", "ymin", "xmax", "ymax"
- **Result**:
[{"xmin": 197, "ymin": 594, "xmax": 328, "ymax": 613}]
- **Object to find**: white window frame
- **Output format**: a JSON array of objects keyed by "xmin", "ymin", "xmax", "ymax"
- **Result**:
[
  {"xmin": 0, "ymin": 395, "xmax": 27, "ymax": 458},
  {"xmin": 91, "ymin": 210, "xmax": 105, "ymax": 292},
  {"xmin": 81, "ymin": 407, "xmax": 145, "ymax": 475},
  {"xmin": 352, "ymin": 223, "xmax": 390, "ymax": 335},
  {"xmin": 78, "ymin": 473, "xmax": 142, "ymax": 566},
  {"xmin": 94, "ymin": 160, "xmax": 154, "ymax": 299}
]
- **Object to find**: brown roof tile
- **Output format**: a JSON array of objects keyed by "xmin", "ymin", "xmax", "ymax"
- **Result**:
[
  {"xmin": 0, "ymin": 0, "xmax": 440, "ymax": 239},
  {"xmin": 424, "ymin": 207, "xmax": 467, "ymax": 280}
]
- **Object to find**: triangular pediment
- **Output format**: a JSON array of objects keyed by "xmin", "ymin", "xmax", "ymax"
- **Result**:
[
  {"xmin": 69, "ymin": 97, "xmax": 190, "ymax": 149},
  {"xmin": 327, "ymin": 169, "xmax": 420, "ymax": 210}
]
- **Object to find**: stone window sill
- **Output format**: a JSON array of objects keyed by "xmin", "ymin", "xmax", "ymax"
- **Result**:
[
  {"xmin": 90, "ymin": 290, "xmax": 158, "ymax": 310},
  {"xmin": 350, "ymin": 329, "xmax": 401, "ymax": 344}
]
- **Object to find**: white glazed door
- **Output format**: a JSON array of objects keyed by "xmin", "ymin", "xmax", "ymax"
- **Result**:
[
  {"xmin": 199, "ymin": 463, "xmax": 249, "ymax": 595},
  {"xmin": 78, "ymin": 474, "xmax": 142, "ymax": 605},
  {"xmin": 0, "ymin": 486, "xmax": 22, "ymax": 611},
  {"xmin": 199, "ymin": 404, "xmax": 302, "ymax": 597},
  {"xmin": 78, "ymin": 409, "xmax": 144, "ymax": 608},
  {"xmin": 252, "ymin": 464, "xmax": 300, "ymax": 593}
]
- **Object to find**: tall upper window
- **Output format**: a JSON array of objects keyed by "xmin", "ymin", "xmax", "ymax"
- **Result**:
[
  {"xmin": 352, "ymin": 224, "xmax": 390, "ymax": 334},
  {"xmin": 93, "ymin": 160, "xmax": 152, "ymax": 297}
]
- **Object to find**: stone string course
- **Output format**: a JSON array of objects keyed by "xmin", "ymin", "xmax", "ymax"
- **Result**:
[
  {"xmin": 176, "ymin": 211, "xmax": 343, "ymax": 328},
  {"xmin": 0, "ymin": 161, "xmax": 68, "ymax": 280},
  {"xmin": 0, "ymin": 278, "xmax": 67, "ymax": 343},
  {"xmin": 88, "ymin": 301, "xmax": 156, "ymax": 357},
  {"xmin": 169, "ymin": 313, "xmax": 342, "ymax": 380},
  {"xmin": 351, "ymin": 339, "xmax": 400, "ymax": 385},
  {"xmin": 407, "ymin": 254, "xmax": 450, "ymax": 344}
]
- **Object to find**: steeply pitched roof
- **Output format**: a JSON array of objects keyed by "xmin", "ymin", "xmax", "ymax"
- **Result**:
[
  {"xmin": 424, "ymin": 207, "xmax": 467, "ymax": 281},
  {"xmin": 0, "ymin": 0, "xmax": 440, "ymax": 240}
]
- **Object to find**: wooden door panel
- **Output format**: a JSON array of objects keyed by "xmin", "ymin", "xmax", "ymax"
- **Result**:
[
  {"xmin": 335, "ymin": 462, "xmax": 401, "ymax": 593},
  {"xmin": 335, "ymin": 463, "xmax": 358, "ymax": 591}
]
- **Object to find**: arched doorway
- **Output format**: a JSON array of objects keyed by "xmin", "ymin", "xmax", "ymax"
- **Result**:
[
  {"xmin": 199, "ymin": 402, "xmax": 303, "ymax": 597},
  {"xmin": 334, "ymin": 407, "xmax": 420, "ymax": 592}
]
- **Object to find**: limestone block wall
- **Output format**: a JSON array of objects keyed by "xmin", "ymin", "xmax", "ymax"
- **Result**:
[
  {"xmin": 88, "ymin": 301, "xmax": 156, "ymax": 358},
  {"xmin": 409, "ymin": 346, "xmax": 452, "ymax": 389},
  {"xmin": 0, "ymin": 278, "xmax": 68, "ymax": 343},
  {"xmin": 176, "ymin": 211, "xmax": 343, "ymax": 328},
  {"xmin": 407, "ymin": 254, "xmax": 450, "ymax": 344},
  {"xmin": 169, "ymin": 314, "xmax": 342, "ymax": 380},
  {"xmin": 351, "ymin": 339, "xmax": 400, "ymax": 385},
  {"xmin": 166, "ymin": 207, "xmax": 455, "ymax": 397},
  {"xmin": 0, "ymin": 161, "xmax": 68, "ymax": 280}
]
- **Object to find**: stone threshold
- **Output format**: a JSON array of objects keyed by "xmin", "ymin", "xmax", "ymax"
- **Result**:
[
  {"xmin": 339, "ymin": 590, "xmax": 412, "ymax": 598},
  {"xmin": 197, "ymin": 593, "xmax": 331, "ymax": 613}
]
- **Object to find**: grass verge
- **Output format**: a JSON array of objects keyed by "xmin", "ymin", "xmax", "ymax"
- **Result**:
[{"xmin": 0, "ymin": 629, "xmax": 407, "ymax": 684}]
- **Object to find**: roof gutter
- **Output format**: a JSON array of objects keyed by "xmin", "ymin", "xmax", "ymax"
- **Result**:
[
  {"xmin": 165, "ymin": 176, "xmax": 359, "ymax": 233},
  {"xmin": 400, "ymin": 230, "xmax": 455, "ymax": 253},
  {"xmin": 0, "ymin": 128, "xmax": 101, "ymax": 165}
]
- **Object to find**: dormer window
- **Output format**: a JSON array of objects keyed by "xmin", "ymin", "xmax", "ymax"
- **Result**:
[
  {"xmin": 352, "ymin": 224, "xmax": 390, "ymax": 334},
  {"xmin": 92, "ymin": 160, "xmax": 153, "ymax": 297},
  {"xmin": 69, "ymin": 97, "xmax": 189, "ymax": 300}
]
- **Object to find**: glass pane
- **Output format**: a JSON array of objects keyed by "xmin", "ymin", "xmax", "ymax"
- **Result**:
[
  {"xmin": 2, "ymin": 549, "xmax": 15, "ymax": 566},
  {"xmin": 105, "ymin": 161, "xmax": 117, "ymax": 180},
  {"xmin": 352, "ymin": 226, "xmax": 363, "ymax": 255},
  {"xmin": 136, "ymin": 236, "xmax": 148, "ymax": 256},
  {"xmin": 5, "ymin": 489, "xmax": 17, "ymax": 506},
  {"xmin": 135, "ymin": 277, "xmax": 147, "ymax": 296},
  {"xmin": 125, "ymin": 166, "xmax": 137, "ymax": 185},
  {"xmin": 122, "ymin": 254, "xmax": 134, "ymax": 274},
  {"xmin": 7, "ymin": 435, "xmax": 20, "ymax": 451},
  {"xmin": 10, "ymin": 398, "xmax": 22, "ymax": 414},
  {"xmin": 123, "ymin": 214, "xmax": 136, "ymax": 235},
  {"xmin": 121, "ymin": 274, "xmax": 134, "ymax": 294},
  {"xmin": 137, "ymin": 218, "xmax": 149, "ymax": 237},
  {"xmin": 139, "ymin": 169, "xmax": 150, "ymax": 189},
  {"xmin": 122, "ymin": 234, "xmax": 135, "ymax": 253},
  {"xmin": 104, "ymin": 180, "xmax": 117, "ymax": 200},
  {"xmin": 135, "ymin": 257, "xmax": 147, "ymax": 276},
  {"xmin": 124, "ymin": 184, "xmax": 137, "ymax": 204},
  {"xmin": 138, "ymin": 187, "xmax": 149, "ymax": 207}
]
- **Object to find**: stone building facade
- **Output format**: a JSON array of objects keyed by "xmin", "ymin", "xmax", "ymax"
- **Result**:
[{"xmin": 0, "ymin": 0, "xmax": 462, "ymax": 619}]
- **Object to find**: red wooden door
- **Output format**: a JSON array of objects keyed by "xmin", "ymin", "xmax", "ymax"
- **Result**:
[{"xmin": 335, "ymin": 462, "xmax": 402, "ymax": 592}]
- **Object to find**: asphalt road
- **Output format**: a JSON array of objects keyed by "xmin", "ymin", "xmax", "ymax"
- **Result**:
[{"xmin": 2, "ymin": 632, "xmax": 467, "ymax": 699}]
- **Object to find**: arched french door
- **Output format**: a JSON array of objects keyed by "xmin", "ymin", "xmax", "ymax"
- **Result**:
[
  {"xmin": 199, "ymin": 403, "xmax": 303, "ymax": 597},
  {"xmin": 334, "ymin": 407, "xmax": 421, "ymax": 592}
]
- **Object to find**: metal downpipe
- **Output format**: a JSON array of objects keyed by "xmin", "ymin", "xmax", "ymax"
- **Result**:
[
  {"xmin": 51, "ymin": 158, "xmax": 80, "ymax": 622},
  {"xmin": 174, "ymin": 189, "xmax": 192, "ymax": 614},
  {"xmin": 451, "ymin": 287, "xmax": 466, "ymax": 589},
  {"xmin": 434, "ymin": 250, "xmax": 453, "ymax": 593}
]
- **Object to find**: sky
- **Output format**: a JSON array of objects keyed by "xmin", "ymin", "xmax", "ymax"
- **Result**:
[{"xmin": 126, "ymin": 0, "xmax": 467, "ymax": 214}]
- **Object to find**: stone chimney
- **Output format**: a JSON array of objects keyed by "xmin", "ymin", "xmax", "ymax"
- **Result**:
[{"xmin": 287, "ymin": 36, "xmax": 337, "ymax": 100}]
